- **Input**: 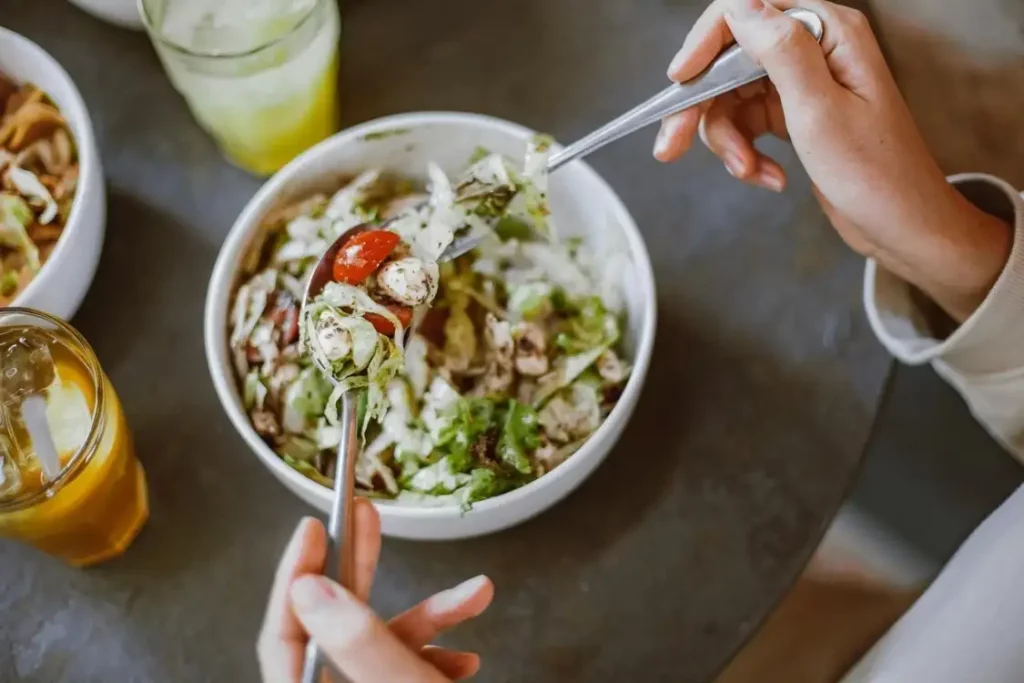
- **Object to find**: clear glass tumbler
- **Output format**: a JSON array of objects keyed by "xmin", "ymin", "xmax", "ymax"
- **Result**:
[
  {"xmin": 0, "ymin": 308, "xmax": 149, "ymax": 566},
  {"xmin": 139, "ymin": 0, "xmax": 341, "ymax": 176}
]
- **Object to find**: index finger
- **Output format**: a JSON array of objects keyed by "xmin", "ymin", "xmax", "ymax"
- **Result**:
[
  {"xmin": 258, "ymin": 517, "xmax": 328, "ymax": 682},
  {"xmin": 667, "ymin": 0, "xmax": 738, "ymax": 82},
  {"xmin": 668, "ymin": 0, "xmax": 845, "ymax": 83}
]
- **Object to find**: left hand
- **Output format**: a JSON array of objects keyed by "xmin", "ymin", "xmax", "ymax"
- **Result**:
[
  {"xmin": 257, "ymin": 500, "xmax": 494, "ymax": 682},
  {"xmin": 654, "ymin": 0, "xmax": 1011, "ymax": 321}
]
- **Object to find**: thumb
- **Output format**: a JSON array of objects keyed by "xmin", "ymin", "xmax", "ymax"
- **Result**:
[
  {"xmin": 723, "ymin": 0, "xmax": 834, "ymax": 104},
  {"xmin": 291, "ymin": 576, "xmax": 448, "ymax": 682}
]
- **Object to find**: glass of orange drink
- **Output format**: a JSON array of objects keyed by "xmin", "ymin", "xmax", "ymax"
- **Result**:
[{"xmin": 0, "ymin": 308, "xmax": 148, "ymax": 566}]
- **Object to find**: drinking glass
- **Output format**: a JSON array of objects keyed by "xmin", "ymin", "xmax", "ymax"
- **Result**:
[
  {"xmin": 0, "ymin": 308, "xmax": 148, "ymax": 566},
  {"xmin": 139, "ymin": 0, "xmax": 341, "ymax": 176}
]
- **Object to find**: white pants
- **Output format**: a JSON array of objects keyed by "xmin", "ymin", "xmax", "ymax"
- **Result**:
[{"xmin": 842, "ymin": 484, "xmax": 1024, "ymax": 682}]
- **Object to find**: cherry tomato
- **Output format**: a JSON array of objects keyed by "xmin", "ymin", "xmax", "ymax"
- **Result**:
[
  {"xmin": 332, "ymin": 230, "xmax": 400, "ymax": 284},
  {"xmin": 364, "ymin": 305, "xmax": 414, "ymax": 336},
  {"xmin": 268, "ymin": 294, "xmax": 300, "ymax": 345}
]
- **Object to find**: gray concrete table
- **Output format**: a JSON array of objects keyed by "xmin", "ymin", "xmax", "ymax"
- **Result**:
[{"xmin": 0, "ymin": 1, "xmax": 889, "ymax": 681}]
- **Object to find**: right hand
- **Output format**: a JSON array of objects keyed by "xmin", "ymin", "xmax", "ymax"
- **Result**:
[
  {"xmin": 257, "ymin": 504, "xmax": 494, "ymax": 682},
  {"xmin": 655, "ymin": 0, "xmax": 1011, "ymax": 322}
]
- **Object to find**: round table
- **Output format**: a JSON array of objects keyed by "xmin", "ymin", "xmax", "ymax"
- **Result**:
[{"xmin": 0, "ymin": 1, "xmax": 890, "ymax": 681}]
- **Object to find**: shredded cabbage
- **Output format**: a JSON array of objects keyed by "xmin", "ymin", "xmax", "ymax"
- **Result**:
[
  {"xmin": 0, "ymin": 193, "xmax": 40, "ymax": 273},
  {"xmin": 7, "ymin": 167, "xmax": 58, "ymax": 225},
  {"xmin": 316, "ymin": 281, "xmax": 406, "ymax": 352}
]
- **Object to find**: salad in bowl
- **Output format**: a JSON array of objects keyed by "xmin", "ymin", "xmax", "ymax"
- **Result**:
[
  {"xmin": 207, "ymin": 112, "xmax": 655, "ymax": 538},
  {"xmin": 229, "ymin": 136, "xmax": 632, "ymax": 508}
]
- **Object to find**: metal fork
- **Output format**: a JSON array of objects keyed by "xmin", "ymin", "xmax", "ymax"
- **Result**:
[{"xmin": 439, "ymin": 7, "xmax": 824, "ymax": 262}]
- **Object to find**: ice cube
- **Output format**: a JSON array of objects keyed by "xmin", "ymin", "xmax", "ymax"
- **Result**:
[
  {"xmin": 44, "ymin": 381, "xmax": 92, "ymax": 458},
  {"xmin": 0, "ymin": 331, "xmax": 57, "ymax": 407}
]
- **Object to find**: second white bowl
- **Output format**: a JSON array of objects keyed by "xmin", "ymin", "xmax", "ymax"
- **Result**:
[
  {"xmin": 0, "ymin": 27, "xmax": 106, "ymax": 320},
  {"xmin": 204, "ymin": 112, "xmax": 657, "ymax": 540}
]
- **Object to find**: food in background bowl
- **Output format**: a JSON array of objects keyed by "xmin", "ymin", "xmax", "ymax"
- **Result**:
[
  {"xmin": 0, "ymin": 71, "xmax": 79, "ymax": 305},
  {"xmin": 229, "ymin": 138, "xmax": 632, "ymax": 507}
]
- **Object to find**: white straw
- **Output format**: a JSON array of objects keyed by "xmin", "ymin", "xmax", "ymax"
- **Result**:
[{"xmin": 21, "ymin": 395, "xmax": 61, "ymax": 481}]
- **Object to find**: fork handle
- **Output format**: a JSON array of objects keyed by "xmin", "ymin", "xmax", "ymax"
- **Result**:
[
  {"xmin": 301, "ymin": 391, "xmax": 359, "ymax": 683},
  {"xmin": 547, "ymin": 8, "xmax": 824, "ymax": 172}
]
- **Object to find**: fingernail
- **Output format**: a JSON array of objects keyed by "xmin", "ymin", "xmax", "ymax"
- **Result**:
[
  {"xmin": 429, "ymin": 575, "xmax": 489, "ymax": 614},
  {"xmin": 654, "ymin": 122, "xmax": 671, "ymax": 158},
  {"xmin": 667, "ymin": 48, "xmax": 688, "ymax": 78},
  {"xmin": 761, "ymin": 168, "xmax": 785, "ymax": 192},
  {"xmin": 725, "ymin": 0, "xmax": 764, "ymax": 22},
  {"xmin": 291, "ymin": 575, "xmax": 338, "ymax": 612},
  {"xmin": 724, "ymin": 151, "xmax": 745, "ymax": 177}
]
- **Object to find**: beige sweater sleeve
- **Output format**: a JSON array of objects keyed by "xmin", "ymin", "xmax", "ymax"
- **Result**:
[{"xmin": 864, "ymin": 173, "xmax": 1024, "ymax": 461}]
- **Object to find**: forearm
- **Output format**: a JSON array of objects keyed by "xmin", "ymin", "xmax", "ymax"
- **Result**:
[
  {"xmin": 865, "ymin": 174, "xmax": 1024, "ymax": 460},
  {"xmin": 875, "ymin": 181, "xmax": 1012, "ymax": 324}
]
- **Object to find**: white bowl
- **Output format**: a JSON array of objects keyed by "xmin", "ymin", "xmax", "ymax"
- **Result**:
[
  {"xmin": 0, "ymin": 27, "xmax": 106, "ymax": 320},
  {"xmin": 204, "ymin": 112, "xmax": 657, "ymax": 540},
  {"xmin": 70, "ymin": 0, "xmax": 145, "ymax": 30}
]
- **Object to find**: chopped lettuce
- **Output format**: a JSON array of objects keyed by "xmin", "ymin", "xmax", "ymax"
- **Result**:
[
  {"xmin": 533, "ymin": 343, "xmax": 610, "ymax": 408},
  {"xmin": 315, "ymin": 281, "xmax": 406, "ymax": 351},
  {"xmin": 508, "ymin": 281, "xmax": 554, "ymax": 321},
  {"xmin": 434, "ymin": 397, "xmax": 496, "ymax": 471},
  {"xmin": 467, "ymin": 146, "xmax": 491, "ymax": 165},
  {"xmin": 279, "ymin": 435, "xmax": 321, "ymax": 462},
  {"xmin": 554, "ymin": 296, "xmax": 619, "ymax": 354},
  {"xmin": 0, "ymin": 270, "xmax": 18, "ymax": 297},
  {"xmin": 230, "ymin": 270, "xmax": 275, "ymax": 349},
  {"xmin": 243, "ymin": 370, "xmax": 268, "ymax": 411},
  {"xmin": 0, "ymin": 193, "xmax": 40, "ymax": 273},
  {"xmin": 282, "ymin": 367, "xmax": 331, "ymax": 434},
  {"xmin": 404, "ymin": 456, "xmax": 472, "ymax": 495},
  {"xmin": 462, "ymin": 468, "xmax": 519, "ymax": 506},
  {"xmin": 496, "ymin": 400, "xmax": 540, "ymax": 474},
  {"xmin": 403, "ymin": 336, "xmax": 430, "ymax": 398},
  {"xmin": 7, "ymin": 167, "xmax": 58, "ymax": 224},
  {"xmin": 363, "ymin": 336, "xmax": 404, "ymax": 429},
  {"xmin": 304, "ymin": 303, "xmax": 380, "ymax": 380},
  {"xmin": 420, "ymin": 375, "xmax": 462, "ymax": 441},
  {"xmin": 417, "ymin": 163, "xmax": 460, "ymax": 258},
  {"xmin": 283, "ymin": 454, "xmax": 333, "ymax": 487},
  {"xmin": 323, "ymin": 335, "xmax": 404, "ymax": 435},
  {"xmin": 494, "ymin": 215, "xmax": 533, "ymax": 242},
  {"xmin": 324, "ymin": 170, "xmax": 384, "ymax": 231}
]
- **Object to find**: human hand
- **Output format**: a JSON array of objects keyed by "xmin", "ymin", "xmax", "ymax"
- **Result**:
[
  {"xmin": 655, "ymin": 0, "xmax": 1011, "ymax": 321},
  {"xmin": 257, "ymin": 501, "xmax": 494, "ymax": 682}
]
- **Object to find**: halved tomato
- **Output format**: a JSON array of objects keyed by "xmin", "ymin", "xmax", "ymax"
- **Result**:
[
  {"xmin": 364, "ymin": 305, "xmax": 414, "ymax": 336},
  {"xmin": 332, "ymin": 230, "xmax": 400, "ymax": 284}
]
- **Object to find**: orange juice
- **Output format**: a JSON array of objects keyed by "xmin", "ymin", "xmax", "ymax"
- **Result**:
[{"xmin": 0, "ymin": 309, "xmax": 148, "ymax": 566}]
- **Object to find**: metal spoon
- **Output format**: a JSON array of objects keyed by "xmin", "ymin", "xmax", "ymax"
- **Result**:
[
  {"xmin": 298, "ymin": 224, "xmax": 370, "ymax": 683},
  {"xmin": 439, "ymin": 7, "xmax": 824, "ymax": 262},
  {"xmin": 298, "ymin": 223, "xmax": 460, "ymax": 683}
]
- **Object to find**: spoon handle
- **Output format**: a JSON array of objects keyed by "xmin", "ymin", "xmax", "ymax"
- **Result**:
[
  {"xmin": 546, "ymin": 8, "xmax": 823, "ymax": 172},
  {"xmin": 301, "ymin": 391, "xmax": 359, "ymax": 683}
]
